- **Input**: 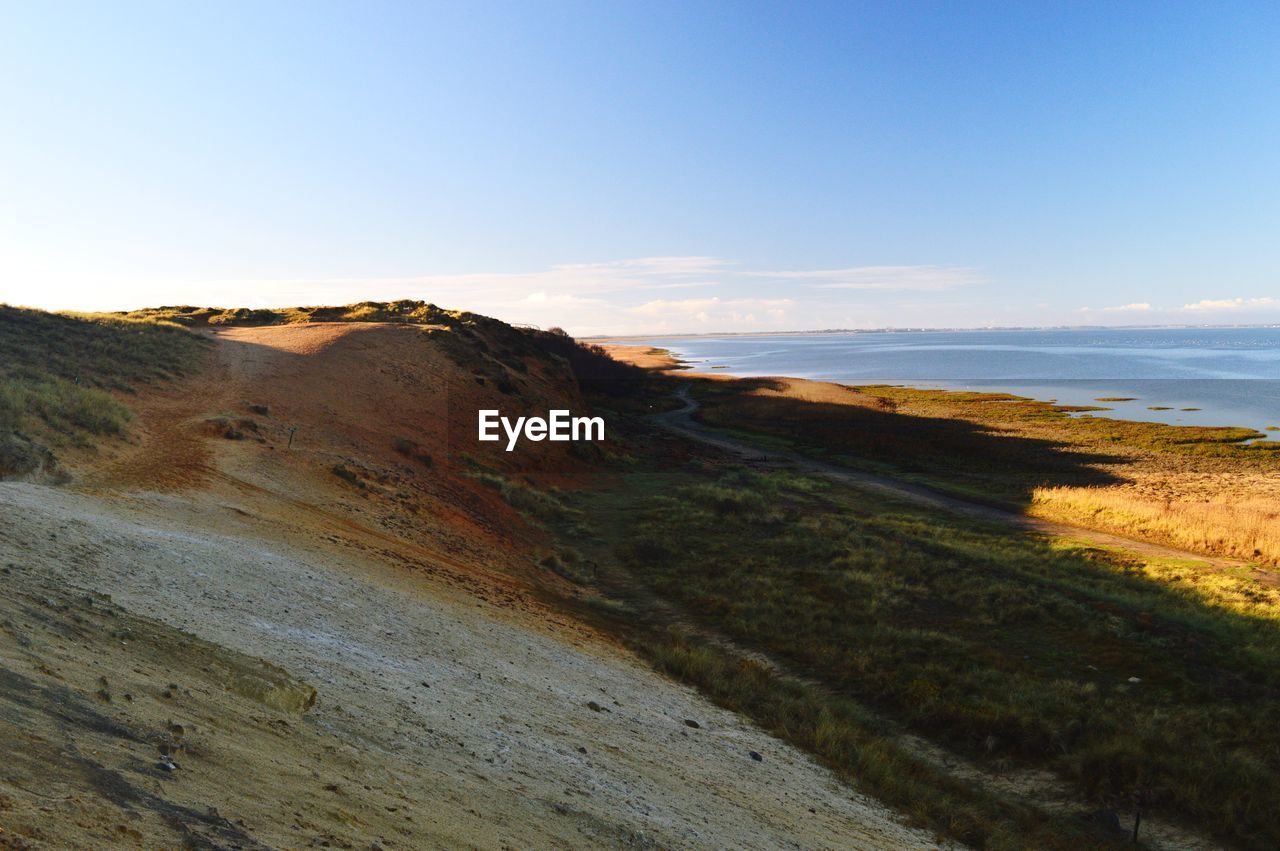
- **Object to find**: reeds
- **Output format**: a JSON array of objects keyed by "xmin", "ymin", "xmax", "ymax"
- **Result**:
[{"xmin": 1033, "ymin": 486, "xmax": 1280, "ymax": 566}]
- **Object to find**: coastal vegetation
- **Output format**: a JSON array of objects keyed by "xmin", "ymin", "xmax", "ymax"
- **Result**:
[
  {"xmin": 550, "ymin": 457, "xmax": 1280, "ymax": 848},
  {"xmin": 1032, "ymin": 486, "xmax": 1280, "ymax": 566},
  {"xmin": 689, "ymin": 376, "xmax": 1280, "ymax": 565},
  {"xmin": 0, "ymin": 306, "xmax": 208, "ymax": 449},
  {"xmin": 496, "ymin": 345, "xmax": 1280, "ymax": 847}
]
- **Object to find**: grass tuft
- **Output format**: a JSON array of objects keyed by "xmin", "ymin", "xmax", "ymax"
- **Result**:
[
  {"xmin": 469, "ymin": 470, "xmax": 580, "ymax": 523},
  {"xmin": 1, "ymin": 305, "xmax": 207, "ymax": 452}
]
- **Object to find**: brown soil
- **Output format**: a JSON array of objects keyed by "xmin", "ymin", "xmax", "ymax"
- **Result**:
[{"xmin": 0, "ymin": 323, "xmax": 937, "ymax": 849}]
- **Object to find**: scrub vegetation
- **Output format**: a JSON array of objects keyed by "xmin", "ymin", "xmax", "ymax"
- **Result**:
[
  {"xmin": 560, "ymin": 462, "xmax": 1280, "ymax": 849},
  {"xmin": 113, "ymin": 300, "xmax": 474, "ymax": 328},
  {"xmin": 526, "ymin": 351, "xmax": 1280, "ymax": 847},
  {"xmin": 468, "ymin": 469, "xmax": 581, "ymax": 525},
  {"xmin": 691, "ymin": 376, "xmax": 1280, "ymax": 565},
  {"xmin": 0, "ymin": 305, "xmax": 208, "ymax": 447},
  {"xmin": 1033, "ymin": 487, "xmax": 1280, "ymax": 567}
]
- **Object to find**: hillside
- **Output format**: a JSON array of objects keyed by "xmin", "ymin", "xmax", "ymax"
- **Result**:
[
  {"xmin": 7, "ymin": 303, "xmax": 1277, "ymax": 849},
  {"xmin": 0, "ymin": 305, "xmax": 933, "ymax": 849}
]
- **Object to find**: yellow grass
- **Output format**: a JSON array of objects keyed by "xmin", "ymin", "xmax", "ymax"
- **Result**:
[{"xmin": 1032, "ymin": 486, "xmax": 1280, "ymax": 566}]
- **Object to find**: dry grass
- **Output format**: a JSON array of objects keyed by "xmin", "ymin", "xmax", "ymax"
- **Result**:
[
  {"xmin": 689, "ymin": 376, "xmax": 1280, "ymax": 565},
  {"xmin": 0, "ymin": 305, "xmax": 208, "ymax": 451},
  {"xmin": 565, "ymin": 463, "xmax": 1280, "ymax": 848},
  {"xmin": 1034, "ymin": 487, "xmax": 1280, "ymax": 566}
]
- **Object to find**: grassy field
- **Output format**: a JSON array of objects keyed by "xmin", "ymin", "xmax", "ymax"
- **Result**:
[
  {"xmin": 544, "ymin": 455, "xmax": 1280, "ymax": 848},
  {"xmin": 691, "ymin": 377, "xmax": 1132, "ymax": 504},
  {"xmin": 1033, "ymin": 486, "xmax": 1280, "ymax": 566},
  {"xmin": 691, "ymin": 376, "xmax": 1280, "ymax": 565},
  {"xmin": 0, "ymin": 306, "xmax": 208, "ymax": 449}
]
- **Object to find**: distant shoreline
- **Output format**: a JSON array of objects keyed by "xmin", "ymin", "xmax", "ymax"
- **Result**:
[
  {"xmin": 590, "ymin": 323, "xmax": 1280, "ymax": 341},
  {"xmin": 601, "ymin": 340, "xmax": 1280, "ymax": 442}
]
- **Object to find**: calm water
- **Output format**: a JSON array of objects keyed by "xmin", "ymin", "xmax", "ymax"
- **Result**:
[{"xmin": 633, "ymin": 328, "xmax": 1280, "ymax": 439}]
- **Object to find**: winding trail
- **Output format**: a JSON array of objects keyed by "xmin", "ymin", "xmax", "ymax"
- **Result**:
[{"xmin": 655, "ymin": 384, "xmax": 1260, "ymax": 573}]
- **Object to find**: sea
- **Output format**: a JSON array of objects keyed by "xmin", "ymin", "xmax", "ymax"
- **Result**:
[{"xmin": 630, "ymin": 327, "xmax": 1280, "ymax": 440}]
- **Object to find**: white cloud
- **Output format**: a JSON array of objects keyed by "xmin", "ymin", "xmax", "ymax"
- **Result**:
[
  {"xmin": 2, "ymin": 254, "xmax": 984, "ymax": 335},
  {"xmin": 750, "ymin": 264, "xmax": 981, "ymax": 291},
  {"xmin": 553, "ymin": 256, "xmax": 729, "ymax": 278},
  {"xmin": 628, "ymin": 297, "xmax": 722, "ymax": 317},
  {"xmin": 1182, "ymin": 297, "xmax": 1279, "ymax": 311},
  {"xmin": 1081, "ymin": 302, "xmax": 1152, "ymax": 313},
  {"xmin": 627, "ymin": 296, "xmax": 793, "ymax": 327}
]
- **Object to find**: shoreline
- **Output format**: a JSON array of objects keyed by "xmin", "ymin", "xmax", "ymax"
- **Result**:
[
  {"xmin": 590, "ymin": 322, "xmax": 1280, "ymax": 342},
  {"xmin": 602, "ymin": 342, "xmax": 1279, "ymax": 442}
]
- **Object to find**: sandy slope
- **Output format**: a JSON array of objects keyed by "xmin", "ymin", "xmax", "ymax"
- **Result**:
[
  {"xmin": 0, "ymin": 483, "xmax": 936, "ymax": 849},
  {"xmin": 0, "ymin": 324, "xmax": 939, "ymax": 849}
]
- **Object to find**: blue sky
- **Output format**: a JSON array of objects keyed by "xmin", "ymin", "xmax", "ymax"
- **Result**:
[{"xmin": 2, "ymin": 1, "xmax": 1277, "ymax": 334}]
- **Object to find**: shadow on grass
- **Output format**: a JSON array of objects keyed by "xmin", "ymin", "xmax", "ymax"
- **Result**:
[
  {"xmin": 568, "ymin": 461, "xmax": 1280, "ymax": 849},
  {"xmin": 686, "ymin": 375, "xmax": 1129, "ymax": 506}
]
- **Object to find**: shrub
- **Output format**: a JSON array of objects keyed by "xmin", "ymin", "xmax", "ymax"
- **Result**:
[
  {"xmin": 470, "ymin": 470, "xmax": 579, "ymax": 523},
  {"xmin": 392, "ymin": 436, "xmax": 434, "ymax": 467},
  {"xmin": 523, "ymin": 328, "xmax": 647, "ymax": 396},
  {"xmin": 1, "ymin": 377, "xmax": 131, "ymax": 439},
  {"xmin": 540, "ymin": 549, "xmax": 593, "ymax": 584}
]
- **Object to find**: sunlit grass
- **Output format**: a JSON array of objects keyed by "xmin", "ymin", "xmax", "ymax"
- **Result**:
[
  {"xmin": 690, "ymin": 376, "xmax": 1280, "ymax": 569},
  {"xmin": 591, "ymin": 465, "xmax": 1280, "ymax": 848},
  {"xmin": 1034, "ymin": 487, "xmax": 1280, "ymax": 567},
  {"xmin": 115, "ymin": 300, "xmax": 475, "ymax": 328}
]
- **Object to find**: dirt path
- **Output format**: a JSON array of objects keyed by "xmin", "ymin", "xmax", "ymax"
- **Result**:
[{"xmin": 657, "ymin": 384, "xmax": 1258, "ymax": 572}]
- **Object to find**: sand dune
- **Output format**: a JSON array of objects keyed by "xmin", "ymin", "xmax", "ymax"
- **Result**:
[{"xmin": 0, "ymin": 322, "xmax": 935, "ymax": 849}]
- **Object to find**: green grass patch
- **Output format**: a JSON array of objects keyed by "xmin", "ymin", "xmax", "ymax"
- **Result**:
[
  {"xmin": 469, "ymin": 470, "xmax": 581, "ymax": 524},
  {"xmin": 1, "ymin": 306, "xmax": 208, "ymax": 391},
  {"xmin": 0, "ymin": 306, "xmax": 208, "ymax": 448},
  {"xmin": 0, "ymin": 378, "xmax": 131, "ymax": 437},
  {"xmin": 576, "ymin": 464, "xmax": 1280, "ymax": 848},
  {"xmin": 636, "ymin": 630, "xmax": 1093, "ymax": 849}
]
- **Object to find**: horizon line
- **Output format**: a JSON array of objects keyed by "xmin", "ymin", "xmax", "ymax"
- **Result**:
[{"xmin": 589, "ymin": 322, "xmax": 1280, "ymax": 340}]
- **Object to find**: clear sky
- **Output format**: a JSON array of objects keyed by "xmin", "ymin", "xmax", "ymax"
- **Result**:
[{"xmin": 2, "ymin": 1, "xmax": 1278, "ymax": 335}]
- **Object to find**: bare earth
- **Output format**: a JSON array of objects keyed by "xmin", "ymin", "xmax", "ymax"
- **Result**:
[{"xmin": 0, "ymin": 324, "xmax": 939, "ymax": 849}]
